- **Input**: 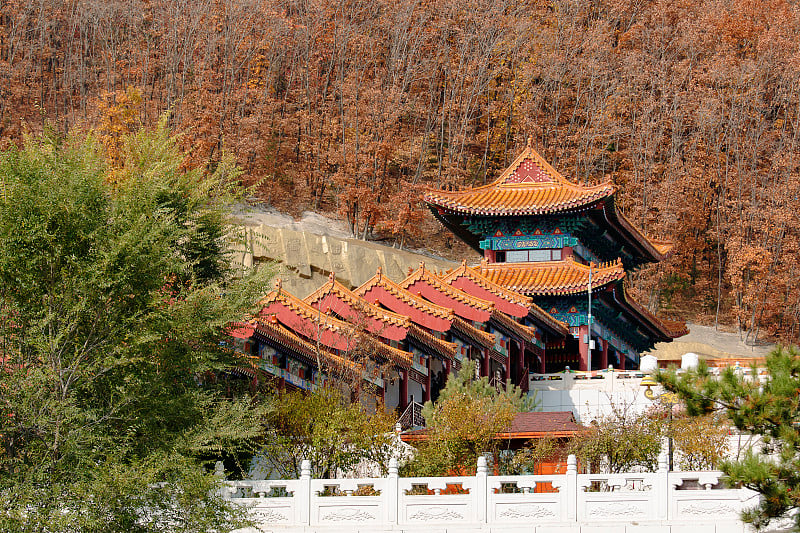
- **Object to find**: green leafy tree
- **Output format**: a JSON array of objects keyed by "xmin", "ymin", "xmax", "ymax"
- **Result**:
[
  {"xmin": 402, "ymin": 361, "xmax": 534, "ymax": 476},
  {"xmin": 660, "ymin": 346, "xmax": 800, "ymax": 530},
  {"xmin": 0, "ymin": 121, "xmax": 273, "ymax": 532},
  {"xmin": 569, "ymin": 402, "xmax": 662, "ymax": 474},
  {"xmin": 258, "ymin": 387, "xmax": 397, "ymax": 479}
]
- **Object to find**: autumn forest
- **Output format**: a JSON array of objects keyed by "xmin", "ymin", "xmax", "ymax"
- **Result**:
[{"xmin": 1, "ymin": 0, "xmax": 799, "ymax": 344}]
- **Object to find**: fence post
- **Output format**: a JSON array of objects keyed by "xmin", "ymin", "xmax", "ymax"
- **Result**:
[
  {"xmin": 387, "ymin": 457, "xmax": 399, "ymax": 525},
  {"xmin": 298, "ymin": 459, "xmax": 312, "ymax": 525},
  {"xmin": 567, "ymin": 454, "xmax": 577, "ymax": 522},
  {"xmin": 657, "ymin": 450, "xmax": 669, "ymax": 520},
  {"xmin": 476, "ymin": 455, "xmax": 488, "ymax": 523}
]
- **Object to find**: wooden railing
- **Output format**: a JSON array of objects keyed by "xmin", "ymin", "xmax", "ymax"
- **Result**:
[{"xmin": 397, "ymin": 400, "xmax": 425, "ymax": 430}]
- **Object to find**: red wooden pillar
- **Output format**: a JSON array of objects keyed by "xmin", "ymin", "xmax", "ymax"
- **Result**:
[
  {"xmin": 539, "ymin": 344, "xmax": 546, "ymax": 374},
  {"xmin": 600, "ymin": 339, "xmax": 609, "ymax": 369},
  {"xmin": 518, "ymin": 341, "xmax": 529, "ymax": 391},
  {"xmin": 620, "ymin": 351, "xmax": 627, "ymax": 371},
  {"xmin": 444, "ymin": 358, "xmax": 451, "ymax": 379},
  {"xmin": 578, "ymin": 324, "xmax": 590, "ymax": 372},
  {"xmin": 424, "ymin": 357, "xmax": 431, "ymax": 402},
  {"xmin": 400, "ymin": 370, "xmax": 409, "ymax": 410},
  {"xmin": 482, "ymin": 348, "xmax": 490, "ymax": 377}
]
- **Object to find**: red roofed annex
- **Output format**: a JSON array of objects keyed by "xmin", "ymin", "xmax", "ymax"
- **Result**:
[{"xmin": 229, "ymin": 264, "xmax": 568, "ymax": 412}]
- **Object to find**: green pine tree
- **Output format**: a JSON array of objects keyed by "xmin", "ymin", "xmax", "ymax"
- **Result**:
[{"xmin": 660, "ymin": 346, "xmax": 800, "ymax": 530}]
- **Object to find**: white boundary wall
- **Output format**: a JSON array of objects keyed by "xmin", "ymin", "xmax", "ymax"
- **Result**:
[
  {"xmin": 529, "ymin": 370, "xmax": 654, "ymax": 423},
  {"xmin": 225, "ymin": 454, "xmax": 760, "ymax": 532}
]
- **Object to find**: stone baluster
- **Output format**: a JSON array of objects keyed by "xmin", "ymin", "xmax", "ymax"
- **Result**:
[
  {"xmin": 298, "ymin": 459, "xmax": 311, "ymax": 525},
  {"xmin": 566, "ymin": 454, "xmax": 577, "ymax": 521},
  {"xmin": 476, "ymin": 455, "xmax": 488, "ymax": 523},
  {"xmin": 387, "ymin": 457, "xmax": 398, "ymax": 525},
  {"xmin": 656, "ymin": 450, "xmax": 669, "ymax": 520}
]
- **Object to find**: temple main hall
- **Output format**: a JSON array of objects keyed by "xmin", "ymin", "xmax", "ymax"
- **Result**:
[
  {"xmin": 424, "ymin": 139, "xmax": 687, "ymax": 373},
  {"xmin": 230, "ymin": 141, "xmax": 686, "ymax": 412}
]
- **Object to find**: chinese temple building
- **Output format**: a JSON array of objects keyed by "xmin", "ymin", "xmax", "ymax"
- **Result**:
[
  {"xmin": 424, "ymin": 139, "xmax": 686, "ymax": 371},
  {"xmin": 229, "ymin": 261, "xmax": 569, "ymax": 412},
  {"xmin": 228, "ymin": 138, "xmax": 686, "ymax": 411}
]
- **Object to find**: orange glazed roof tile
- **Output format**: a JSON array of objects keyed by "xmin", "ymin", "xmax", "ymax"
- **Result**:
[
  {"xmin": 356, "ymin": 268, "xmax": 497, "ymax": 349},
  {"xmin": 305, "ymin": 274, "xmax": 413, "ymax": 329},
  {"xmin": 257, "ymin": 279, "xmax": 414, "ymax": 369},
  {"xmin": 425, "ymin": 141, "xmax": 674, "ymax": 263},
  {"xmin": 443, "ymin": 261, "xmax": 568, "ymax": 335},
  {"xmin": 475, "ymin": 257, "xmax": 626, "ymax": 296},
  {"xmin": 253, "ymin": 319, "xmax": 363, "ymax": 375},
  {"xmin": 305, "ymin": 274, "xmax": 458, "ymax": 359},
  {"xmin": 451, "ymin": 316, "xmax": 496, "ymax": 349},
  {"xmin": 400, "ymin": 262, "xmax": 496, "ymax": 313},
  {"xmin": 443, "ymin": 260, "xmax": 533, "ymax": 309},
  {"xmin": 489, "ymin": 309, "xmax": 537, "ymax": 343},
  {"xmin": 424, "ymin": 141, "xmax": 615, "ymax": 216},
  {"xmin": 407, "ymin": 324, "xmax": 458, "ymax": 359},
  {"xmin": 354, "ymin": 268, "xmax": 456, "ymax": 321}
]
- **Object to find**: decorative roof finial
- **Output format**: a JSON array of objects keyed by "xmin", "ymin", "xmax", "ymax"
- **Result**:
[
  {"xmin": 461, "ymin": 259, "xmax": 467, "ymax": 267},
  {"xmin": 274, "ymin": 277, "xmax": 282, "ymax": 290},
  {"xmin": 376, "ymin": 266, "xmax": 382, "ymax": 278},
  {"xmin": 420, "ymin": 261, "xmax": 425, "ymax": 272},
  {"xmin": 328, "ymin": 271, "xmax": 335, "ymax": 282},
  {"xmin": 527, "ymin": 135, "xmax": 533, "ymax": 149}
]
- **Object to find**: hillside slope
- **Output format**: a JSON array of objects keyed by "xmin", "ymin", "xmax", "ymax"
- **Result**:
[{"xmin": 2, "ymin": 0, "xmax": 798, "ymax": 344}]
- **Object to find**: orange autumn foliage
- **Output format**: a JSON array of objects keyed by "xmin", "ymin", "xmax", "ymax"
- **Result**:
[{"xmin": 1, "ymin": 0, "xmax": 799, "ymax": 343}]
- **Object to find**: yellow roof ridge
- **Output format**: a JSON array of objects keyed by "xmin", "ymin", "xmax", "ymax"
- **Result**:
[
  {"xmin": 442, "ymin": 260, "xmax": 533, "ymax": 308},
  {"xmin": 354, "ymin": 268, "xmax": 456, "ymax": 321},
  {"xmin": 304, "ymin": 275, "xmax": 413, "ymax": 329},
  {"xmin": 257, "ymin": 280, "xmax": 414, "ymax": 367},
  {"xmin": 400, "ymin": 262, "xmax": 496, "ymax": 313}
]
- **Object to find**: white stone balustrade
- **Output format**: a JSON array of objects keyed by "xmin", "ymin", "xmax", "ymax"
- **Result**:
[{"xmin": 226, "ymin": 455, "xmax": 761, "ymax": 532}]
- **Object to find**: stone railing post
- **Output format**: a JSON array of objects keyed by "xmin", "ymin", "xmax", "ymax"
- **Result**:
[
  {"xmin": 656, "ymin": 450, "xmax": 669, "ymax": 520},
  {"xmin": 566, "ymin": 454, "xmax": 577, "ymax": 522},
  {"xmin": 476, "ymin": 455, "xmax": 488, "ymax": 523},
  {"xmin": 298, "ymin": 459, "xmax": 312, "ymax": 525},
  {"xmin": 387, "ymin": 458, "xmax": 399, "ymax": 525}
]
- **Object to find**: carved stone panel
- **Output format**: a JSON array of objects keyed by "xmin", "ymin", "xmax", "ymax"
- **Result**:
[
  {"xmin": 251, "ymin": 506, "xmax": 290, "ymax": 522},
  {"xmin": 318, "ymin": 505, "xmax": 378, "ymax": 522},
  {"xmin": 496, "ymin": 503, "xmax": 558, "ymax": 520},
  {"xmin": 677, "ymin": 500, "xmax": 739, "ymax": 517},
  {"xmin": 586, "ymin": 501, "xmax": 647, "ymax": 518},
  {"xmin": 405, "ymin": 504, "xmax": 466, "ymax": 522}
]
